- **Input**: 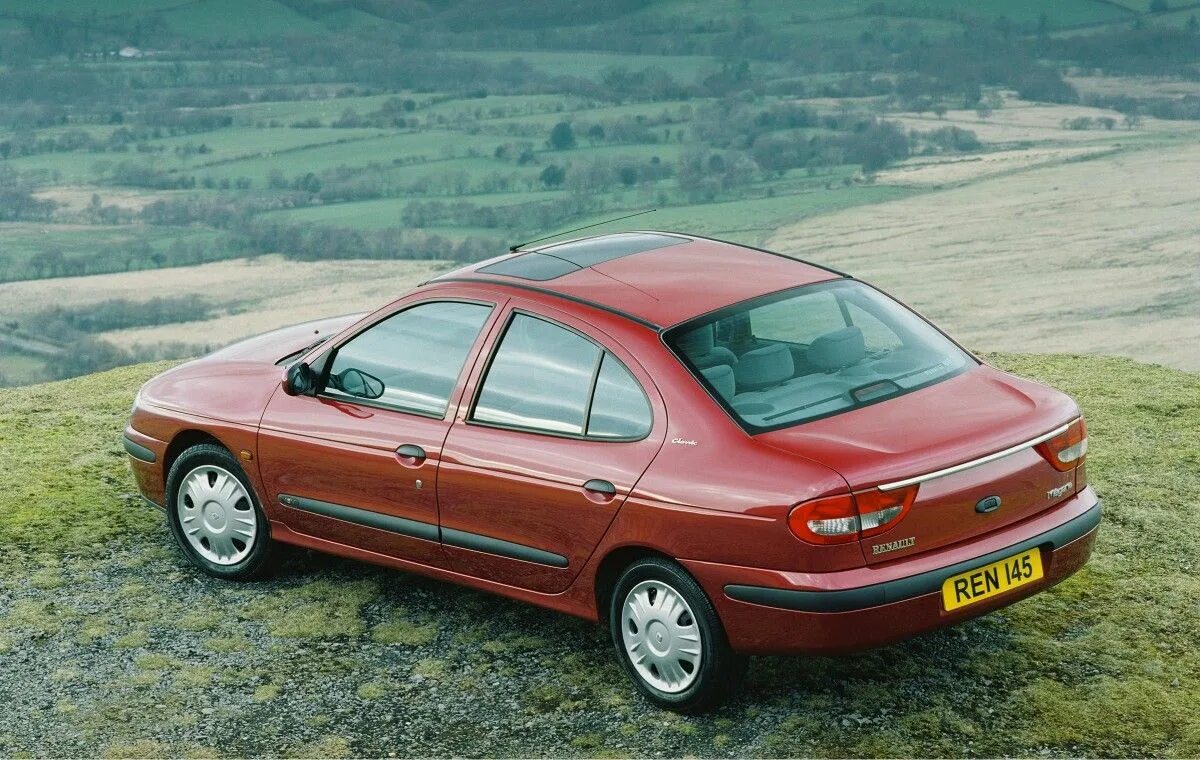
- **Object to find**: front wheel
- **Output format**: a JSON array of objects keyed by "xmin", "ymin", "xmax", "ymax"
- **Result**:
[
  {"xmin": 609, "ymin": 557, "xmax": 746, "ymax": 712},
  {"xmin": 165, "ymin": 443, "xmax": 275, "ymax": 580}
]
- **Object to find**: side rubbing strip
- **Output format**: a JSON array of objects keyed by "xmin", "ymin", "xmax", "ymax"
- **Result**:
[
  {"xmin": 279, "ymin": 494, "xmax": 439, "ymax": 542},
  {"xmin": 123, "ymin": 436, "xmax": 156, "ymax": 463},
  {"xmin": 442, "ymin": 527, "xmax": 569, "ymax": 568}
]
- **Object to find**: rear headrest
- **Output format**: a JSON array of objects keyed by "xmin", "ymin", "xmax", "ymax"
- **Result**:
[
  {"xmin": 808, "ymin": 326, "xmax": 865, "ymax": 371},
  {"xmin": 735, "ymin": 343, "xmax": 793, "ymax": 391},
  {"xmin": 700, "ymin": 364, "xmax": 735, "ymax": 400},
  {"xmin": 676, "ymin": 324, "xmax": 715, "ymax": 357}
]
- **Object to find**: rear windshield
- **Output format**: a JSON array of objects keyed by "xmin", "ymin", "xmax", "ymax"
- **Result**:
[{"xmin": 664, "ymin": 280, "xmax": 975, "ymax": 432}]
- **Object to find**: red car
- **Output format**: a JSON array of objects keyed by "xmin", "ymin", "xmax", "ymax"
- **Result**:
[{"xmin": 125, "ymin": 232, "xmax": 1098, "ymax": 711}]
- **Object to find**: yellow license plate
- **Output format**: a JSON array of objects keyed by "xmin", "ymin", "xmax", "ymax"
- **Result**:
[{"xmin": 941, "ymin": 548, "xmax": 1043, "ymax": 611}]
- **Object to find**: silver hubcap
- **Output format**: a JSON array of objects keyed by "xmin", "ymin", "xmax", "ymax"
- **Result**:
[
  {"xmin": 177, "ymin": 465, "xmax": 257, "ymax": 566},
  {"xmin": 621, "ymin": 579, "xmax": 702, "ymax": 693}
]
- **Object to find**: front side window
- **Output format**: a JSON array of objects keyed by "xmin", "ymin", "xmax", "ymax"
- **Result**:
[
  {"xmin": 473, "ymin": 313, "xmax": 652, "ymax": 439},
  {"xmin": 667, "ymin": 280, "xmax": 974, "ymax": 431},
  {"xmin": 325, "ymin": 301, "xmax": 492, "ymax": 416}
]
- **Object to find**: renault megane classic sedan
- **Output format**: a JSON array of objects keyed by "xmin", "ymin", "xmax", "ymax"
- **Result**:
[{"xmin": 124, "ymin": 231, "xmax": 1099, "ymax": 711}]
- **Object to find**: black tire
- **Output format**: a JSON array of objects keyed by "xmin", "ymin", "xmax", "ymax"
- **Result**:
[
  {"xmin": 165, "ymin": 443, "xmax": 276, "ymax": 580},
  {"xmin": 609, "ymin": 556, "xmax": 747, "ymax": 713}
]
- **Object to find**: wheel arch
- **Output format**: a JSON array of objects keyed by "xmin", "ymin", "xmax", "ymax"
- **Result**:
[
  {"xmin": 163, "ymin": 429, "xmax": 227, "ymax": 481},
  {"xmin": 593, "ymin": 544, "xmax": 677, "ymax": 623}
]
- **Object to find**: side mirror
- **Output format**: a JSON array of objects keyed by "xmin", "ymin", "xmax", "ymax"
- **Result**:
[
  {"xmin": 332, "ymin": 367, "xmax": 385, "ymax": 400},
  {"xmin": 283, "ymin": 362, "xmax": 319, "ymax": 396}
]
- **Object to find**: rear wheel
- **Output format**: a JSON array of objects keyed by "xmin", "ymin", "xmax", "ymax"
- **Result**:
[
  {"xmin": 166, "ymin": 443, "xmax": 275, "ymax": 580},
  {"xmin": 609, "ymin": 557, "xmax": 746, "ymax": 712}
]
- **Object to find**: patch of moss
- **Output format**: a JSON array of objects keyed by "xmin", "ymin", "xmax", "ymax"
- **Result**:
[
  {"xmin": 412, "ymin": 658, "xmax": 445, "ymax": 680},
  {"xmin": 176, "ymin": 610, "xmax": 222, "ymax": 632},
  {"xmin": 242, "ymin": 578, "xmax": 378, "ymax": 639},
  {"xmin": 113, "ymin": 629, "xmax": 149, "ymax": 649},
  {"xmin": 370, "ymin": 619, "xmax": 438, "ymax": 646},
  {"xmin": 202, "ymin": 635, "xmax": 250, "ymax": 653},
  {"xmin": 1, "ymin": 599, "xmax": 77, "ymax": 638},
  {"xmin": 100, "ymin": 739, "xmax": 171, "ymax": 759},
  {"xmin": 356, "ymin": 680, "xmax": 388, "ymax": 699},
  {"xmin": 174, "ymin": 665, "xmax": 215, "ymax": 688},
  {"xmin": 134, "ymin": 653, "xmax": 174, "ymax": 670},
  {"xmin": 30, "ymin": 566, "xmax": 64, "ymax": 590},
  {"xmin": 253, "ymin": 683, "xmax": 281, "ymax": 702},
  {"xmin": 288, "ymin": 735, "xmax": 352, "ymax": 759},
  {"xmin": 78, "ymin": 616, "xmax": 113, "ymax": 643},
  {"xmin": 570, "ymin": 733, "xmax": 602, "ymax": 749},
  {"xmin": 524, "ymin": 683, "xmax": 585, "ymax": 713}
]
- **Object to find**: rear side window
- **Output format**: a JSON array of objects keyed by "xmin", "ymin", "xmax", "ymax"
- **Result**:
[
  {"xmin": 472, "ymin": 313, "xmax": 652, "ymax": 439},
  {"xmin": 325, "ymin": 301, "xmax": 492, "ymax": 416},
  {"xmin": 587, "ymin": 353, "xmax": 652, "ymax": 439}
]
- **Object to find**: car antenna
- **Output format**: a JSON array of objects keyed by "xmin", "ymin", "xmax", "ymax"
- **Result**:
[{"xmin": 508, "ymin": 209, "xmax": 656, "ymax": 252}]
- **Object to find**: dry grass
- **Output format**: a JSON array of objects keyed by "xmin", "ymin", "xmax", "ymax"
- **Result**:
[
  {"xmin": 873, "ymin": 145, "xmax": 1117, "ymax": 186},
  {"xmin": 0, "ymin": 255, "xmax": 452, "ymax": 351},
  {"xmin": 893, "ymin": 96, "xmax": 1188, "ymax": 145},
  {"xmin": 33, "ymin": 187, "xmax": 186, "ymax": 213},
  {"xmin": 769, "ymin": 142, "xmax": 1200, "ymax": 371},
  {"xmin": 1066, "ymin": 75, "xmax": 1200, "ymax": 99}
]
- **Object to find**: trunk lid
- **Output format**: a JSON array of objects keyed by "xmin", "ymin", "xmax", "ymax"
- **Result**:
[{"xmin": 759, "ymin": 365, "xmax": 1080, "ymax": 564}]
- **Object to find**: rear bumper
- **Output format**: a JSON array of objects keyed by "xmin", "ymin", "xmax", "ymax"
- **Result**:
[{"xmin": 683, "ymin": 487, "xmax": 1100, "ymax": 655}]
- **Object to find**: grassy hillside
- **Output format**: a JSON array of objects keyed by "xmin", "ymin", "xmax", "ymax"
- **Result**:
[{"xmin": 1, "ymin": 354, "xmax": 1198, "ymax": 756}]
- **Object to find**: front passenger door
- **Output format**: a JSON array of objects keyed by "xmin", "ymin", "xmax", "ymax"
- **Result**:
[{"xmin": 258, "ymin": 297, "xmax": 500, "ymax": 566}]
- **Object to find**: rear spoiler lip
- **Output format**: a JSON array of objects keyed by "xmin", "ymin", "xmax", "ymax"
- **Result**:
[{"xmin": 876, "ymin": 419, "xmax": 1075, "ymax": 492}]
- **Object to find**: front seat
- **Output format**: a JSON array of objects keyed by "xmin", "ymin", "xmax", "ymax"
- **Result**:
[
  {"xmin": 675, "ymin": 324, "xmax": 738, "ymax": 370},
  {"xmin": 806, "ymin": 326, "xmax": 865, "ymax": 372},
  {"xmin": 734, "ymin": 343, "xmax": 794, "ymax": 392}
]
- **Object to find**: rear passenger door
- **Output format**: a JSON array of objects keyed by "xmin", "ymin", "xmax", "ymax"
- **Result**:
[{"xmin": 436, "ymin": 303, "xmax": 666, "ymax": 593}]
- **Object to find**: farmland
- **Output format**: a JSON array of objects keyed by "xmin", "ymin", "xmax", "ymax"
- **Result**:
[{"xmin": 1, "ymin": 0, "xmax": 1199, "ymax": 388}]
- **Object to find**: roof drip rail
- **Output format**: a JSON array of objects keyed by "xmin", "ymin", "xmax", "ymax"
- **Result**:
[{"xmin": 631, "ymin": 230, "xmax": 852, "ymax": 279}]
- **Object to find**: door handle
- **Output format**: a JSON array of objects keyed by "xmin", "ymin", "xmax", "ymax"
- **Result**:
[
  {"xmin": 583, "ymin": 479, "xmax": 616, "ymax": 497},
  {"xmin": 396, "ymin": 444, "xmax": 427, "ymax": 464}
]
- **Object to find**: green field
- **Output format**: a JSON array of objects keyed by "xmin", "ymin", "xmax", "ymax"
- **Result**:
[
  {"xmin": 159, "ymin": 0, "xmax": 327, "ymax": 40},
  {"xmin": 0, "ymin": 350, "xmax": 46, "ymax": 385},
  {"xmin": 0, "ymin": 0, "xmax": 191, "ymax": 15},
  {"xmin": 214, "ymin": 95, "xmax": 421, "ymax": 126},
  {"xmin": 193, "ymin": 131, "xmax": 510, "ymax": 185},
  {"xmin": 636, "ymin": 0, "xmax": 1133, "ymax": 26},
  {"xmin": 269, "ymin": 190, "xmax": 575, "ymax": 230},
  {"xmin": 456, "ymin": 50, "xmax": 725, "ymax": 81},
  {"xmin": 146, "ymin": 127, "xmax": 384, "ymax": 160},
  {"xmin": 569, "ymin": 183, "xmax": 916, "ymax": 244},
  {"xmin": 0, "ymin": 224, "xmax": 223, "ymax": 283}
]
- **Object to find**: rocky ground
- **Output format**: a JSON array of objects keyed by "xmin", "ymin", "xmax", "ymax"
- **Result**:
[{"xmin": 1, "ymin": 355, "xmax": 1198, "ymax": 757}]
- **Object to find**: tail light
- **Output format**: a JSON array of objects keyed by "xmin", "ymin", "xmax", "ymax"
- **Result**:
[
  {"xmin": 787, "ymin": 485, "xmax": 919, "ymax": 545},
  {"xmin": 1036, "ymin": 417, "xmax": 1087, "ymax": 472}
]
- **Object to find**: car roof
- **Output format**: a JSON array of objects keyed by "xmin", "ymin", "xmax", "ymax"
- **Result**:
[{"xmin": 426, "ymin": 231, "xmax": 846, "ymax": 329}]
